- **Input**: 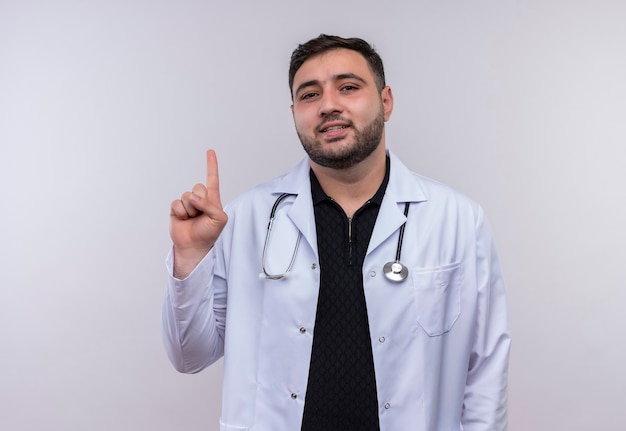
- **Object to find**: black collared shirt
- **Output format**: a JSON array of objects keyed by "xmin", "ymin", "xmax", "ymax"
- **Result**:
[{"xmin": 301, "ymin": 158, "xmax": 390, "ymax": 431}]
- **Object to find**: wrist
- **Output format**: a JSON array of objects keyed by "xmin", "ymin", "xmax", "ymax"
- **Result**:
[{"xmin": 172, "ymin": 245, "xmax": 212, "ymax": 279}]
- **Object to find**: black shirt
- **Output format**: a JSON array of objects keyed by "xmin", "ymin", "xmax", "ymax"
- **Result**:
[{"xmin": 301, "ymin": 158, "xmax": 390, "ymax": 431}]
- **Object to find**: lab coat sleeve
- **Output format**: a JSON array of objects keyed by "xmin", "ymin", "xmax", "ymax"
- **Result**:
[
  {"xmin": 462, "ymin": 206, "xmax": 511, "ymax": 430},
  {"xmin": 161, "ymin": 245, "xmax": 227, "ymax": 373}
]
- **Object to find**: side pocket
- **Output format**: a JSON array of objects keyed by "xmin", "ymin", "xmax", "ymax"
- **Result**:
[{"xmin": 412, "ymin": 262, "xmax": 463, "ymax": 336}]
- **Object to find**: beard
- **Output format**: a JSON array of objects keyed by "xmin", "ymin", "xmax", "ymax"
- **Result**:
[{"xmin": 297, "ymin": 108, "xmax": 385, "ymax": 170}]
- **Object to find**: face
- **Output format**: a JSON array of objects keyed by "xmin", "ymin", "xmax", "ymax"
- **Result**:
[{"xmin": 290, "ymin": 48, "xmax": 393, "ymax": 170}]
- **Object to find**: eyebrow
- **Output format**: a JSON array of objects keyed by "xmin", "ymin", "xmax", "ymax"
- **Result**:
[{"xmin": 293, "ymin": 73, "xmax": 368, "ymax": 98}]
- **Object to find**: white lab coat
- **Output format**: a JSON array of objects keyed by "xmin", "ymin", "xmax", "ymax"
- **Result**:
[{"xmin": 162, "ymin": 151, "xmax": 510, "ymax": 431}]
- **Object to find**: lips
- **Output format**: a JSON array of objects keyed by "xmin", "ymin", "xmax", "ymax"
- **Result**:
[
  {"xmin": 321, "ymin": 125, "xmax": 348, "ymax": 132},
  {"xmin": 318, "ymin": 120, "xmax": 351, "ymax": 134}
]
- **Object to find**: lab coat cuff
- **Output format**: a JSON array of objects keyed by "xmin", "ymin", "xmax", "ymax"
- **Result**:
[{"xmin": 165, "ymin": 246, "xmax": 216, "ymax": 305}]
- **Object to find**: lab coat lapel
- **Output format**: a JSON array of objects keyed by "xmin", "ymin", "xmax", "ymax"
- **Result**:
[
  {"xmin": 270, "ymin": 152, "xmax": 428, "ymax": 258},
  {"xmin": 272, "ymin": 158, "xmax": 319, "ymax": 258},
  {"xmin": 367, "ymin": 152, "xmax": 428, "ymax": 254}
]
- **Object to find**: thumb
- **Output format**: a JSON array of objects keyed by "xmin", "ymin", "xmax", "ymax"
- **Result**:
[{"xmin": 190, "ymin": 193, "xmax": 228, "ymax": 226}]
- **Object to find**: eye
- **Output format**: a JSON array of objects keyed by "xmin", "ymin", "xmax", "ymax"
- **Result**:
[
  {"xmin": 300, "ymin": 91, "xmax": 319, "ymax": 101},
  {"xmin": 340, "ymin": 84, "xmax": 359, "ymax": 93}
]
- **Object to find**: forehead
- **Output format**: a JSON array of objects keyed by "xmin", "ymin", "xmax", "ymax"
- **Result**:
[{"xmin": 292, "ymin": 48, "xmax": 374, "ymax": 87}]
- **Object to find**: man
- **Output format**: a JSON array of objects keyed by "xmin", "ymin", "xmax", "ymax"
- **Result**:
[{"xmin": 163, "ymin": 34, "xmax": 510, "ymax": 431}]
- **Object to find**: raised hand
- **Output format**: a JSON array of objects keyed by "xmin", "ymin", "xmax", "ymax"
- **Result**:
[{"xmin": 169, "ymin": 150, "xmax": 228, "ymax": 279}]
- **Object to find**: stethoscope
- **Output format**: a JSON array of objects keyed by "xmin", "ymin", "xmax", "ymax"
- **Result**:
[
  {"xmin": 260, "ymin": 193, "xmax": 301, "ymax": 280},
  {"xmin": 261, "ymin": 193, "xmax": 410, "ymax": 282},
  {"xmin": 383, "ymin": 201, "xmax": 410, "ymax": 282}
]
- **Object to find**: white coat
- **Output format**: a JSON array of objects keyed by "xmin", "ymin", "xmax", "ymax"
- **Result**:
[{"xmin": 162, "ymin": 151, "xmax": 510, "ymax": 431}]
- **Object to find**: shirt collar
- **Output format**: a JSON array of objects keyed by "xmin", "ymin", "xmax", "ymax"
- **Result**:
[{"xmin": 310, "ymin": 155, "xmax": 390, "ymax": 206}]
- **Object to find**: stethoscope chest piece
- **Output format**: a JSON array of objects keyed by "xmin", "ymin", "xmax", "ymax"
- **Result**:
[
  {"xmin": 383, "ymin": 261, "xmax": 408, "ymax": 282},
  {"xmin": 382, "ymin": 201, "xmax": 412, "ymax": 283}
]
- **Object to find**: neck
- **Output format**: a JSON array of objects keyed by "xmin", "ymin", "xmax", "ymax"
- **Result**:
[{"xmin": 310, "ymin": 144, "xmax": 387, "ymax": 217}]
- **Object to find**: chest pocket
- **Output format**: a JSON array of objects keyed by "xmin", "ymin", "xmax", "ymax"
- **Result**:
[{"xmin": 411, "ymin": 262, "xmax": 463, "ymax": 336}]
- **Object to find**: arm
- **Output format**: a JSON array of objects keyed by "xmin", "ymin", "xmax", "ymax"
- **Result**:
[
  {"xmin": 162, "ymin": 246, "xmax": 227, "ymax": 373},
  {"xmin": 162, "ymin": 150, "xmax": 229, "ymax": 373},
  {"xmin": 462, "ymin": 206, "xmax": 511, "ymax": 430}
]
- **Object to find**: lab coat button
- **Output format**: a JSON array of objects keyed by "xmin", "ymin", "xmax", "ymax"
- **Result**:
[
  {"xmin": 384, "ymin": 403, "xmax": 391, "ymax": 409},
  {"xmin": 378, "ymin": 336, "xmax": 385, "ymax": 343},
  {"xmin": 369, "ymin": 270, "xmax": 376, "ymax": 277},
  {"xmin": 311, "ymin": 263, "xmax": 317, "ymax": 270},
  {"xmin": 291, "ymin": 393, "xmax": 298, "ymax": 399},
  {"xmin": 299, "ymin": 327, "xmax": 306, "ymax": 334}
]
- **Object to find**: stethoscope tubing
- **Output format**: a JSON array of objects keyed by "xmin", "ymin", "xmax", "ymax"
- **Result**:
[
  {"xmin": 261, "ymin": 193, "xmax": 411, "ymax": 282},
  {"xmin": 261, "ymin": 193, "xmax": 300, "ymax": 280}
]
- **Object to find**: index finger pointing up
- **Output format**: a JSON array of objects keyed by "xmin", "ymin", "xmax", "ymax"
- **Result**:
[{"xmin": 206, "ymin": 149, "xmax": 223, "ymax": 208}]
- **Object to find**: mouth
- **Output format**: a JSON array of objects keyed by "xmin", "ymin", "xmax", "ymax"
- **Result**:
[
  {"xmin": 317, "ymin": 119, "xmax": 351, "ymax": 137},
  {"xmin": 320, "ymin": 124, "xmax": 349, "ymax": 133},
  {"xmin": 318, "ymin": 124, "xmax": 350, "ymax": 141}
]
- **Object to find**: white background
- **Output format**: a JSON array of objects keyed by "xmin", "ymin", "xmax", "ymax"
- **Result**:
[{"xmin": 1, "ymin": 0, "xmax": 625, "ymax": 430}]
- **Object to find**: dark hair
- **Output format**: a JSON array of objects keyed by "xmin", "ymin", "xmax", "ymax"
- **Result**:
[{"xmin": 289, "ymin": 34, "xmax": 386, "ymax": 96}]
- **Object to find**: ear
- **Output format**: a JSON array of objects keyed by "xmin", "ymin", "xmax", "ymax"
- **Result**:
[{"xmin": 381, "ymin": 86, "xmax": 394, "ymax": 121}]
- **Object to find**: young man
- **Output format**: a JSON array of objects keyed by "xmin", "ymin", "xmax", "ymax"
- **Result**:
[{"xmin": 164, "ymin": 34, "xmax": 510, "ymax": 431}]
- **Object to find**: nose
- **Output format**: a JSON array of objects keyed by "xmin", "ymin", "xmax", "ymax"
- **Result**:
[{"xmin": 318, "ymin": 90, "xmax": 342, "ymax": 117}]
